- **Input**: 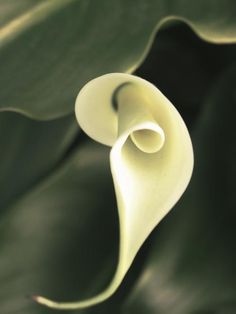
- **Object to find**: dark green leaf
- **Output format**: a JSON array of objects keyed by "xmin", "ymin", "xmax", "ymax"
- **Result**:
[
  {"xmin": 0, "ymin": 112, "xmax": 78, "ymax": 211},
  {"xmin": 0, "ymin": 142, "xmax": 119, "ymax": 314},
  {"xmin": 0, "ymin": 0, "xmax": 236, "ymax": 119},
  {"xmin": 135, "ymin": 24, "xmax": 236, "ymax": 128}
]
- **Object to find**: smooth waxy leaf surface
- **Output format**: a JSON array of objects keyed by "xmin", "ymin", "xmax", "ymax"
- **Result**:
[
  {"xmin": 0, "ymin": 112, "xmax": 78, "ymax": 212},
  {"xmin": 0, "ymin": 0, "xmax": 236, "ymax": 119},
  {"xmin": 135, "ymin": 24, "xmax": 236, "ymax": 127},
  {"xmin": 0, "ymin": 141, "xmax": 119, "ymax": 314}
]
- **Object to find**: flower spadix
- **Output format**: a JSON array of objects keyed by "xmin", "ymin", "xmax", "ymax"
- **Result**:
[{"xmin": 35, "ymin": 73, "xmax": 193, "ymax": 310}]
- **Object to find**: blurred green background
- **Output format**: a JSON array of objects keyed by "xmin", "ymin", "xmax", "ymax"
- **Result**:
[{"xmin": 0, "ymin": 1, "xmax": 235, "ymax": 313}]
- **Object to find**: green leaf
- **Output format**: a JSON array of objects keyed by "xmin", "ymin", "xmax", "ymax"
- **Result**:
[
  {"xmin": 0, "ymin": 142, "xmax": 119, "ymax": 314},
  {"xmin": 0, "ymin": 112, "xmax": 78, "ymax": 211},
  {"xmin": 0, "ymin": 0, "xmax": 236, "ymax": 119},
  {"xmin": 135, "ymin": 24, "xmax": 236, "ymax": 128},
  {"xmin": 122, "ymin": 65, "xmax": 236, "ymax": 314}
]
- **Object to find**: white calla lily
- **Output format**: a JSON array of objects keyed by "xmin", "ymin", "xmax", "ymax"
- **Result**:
[{"xmin": 35, "ymin": 73, "xmax": 193, "ymax": 310}]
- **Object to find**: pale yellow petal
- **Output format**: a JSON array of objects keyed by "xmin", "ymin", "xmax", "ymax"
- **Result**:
[{"xmin": 35, "ymin": 73, "xmax": 193, "ymax": 310}]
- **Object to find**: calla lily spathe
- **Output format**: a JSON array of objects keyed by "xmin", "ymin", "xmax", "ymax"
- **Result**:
[{"xmin": 35, "ymin": 73, "xmax": 194, "ymax": 310}]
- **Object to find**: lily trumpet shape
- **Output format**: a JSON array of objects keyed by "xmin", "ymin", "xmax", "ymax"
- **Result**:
[{"xmin": 34, "ymin": 73, "xmax": 194, "ymax": 310}]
